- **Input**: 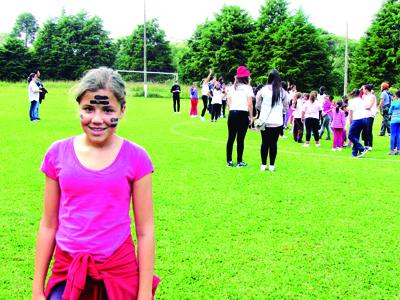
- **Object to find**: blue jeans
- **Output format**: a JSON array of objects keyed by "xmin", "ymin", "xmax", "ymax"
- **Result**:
[
  {"xmin": 319, "ymin": 114, "xmax": 331, "ymax": 139},
  {"xmin": 29, "ymin": 100, "xmax": 39, "ymax": 121},
  {"xmin": 348, "ymin": 118, "xmax": 367, "ymax": 156},
  {"xmin": 390, "ymin": 122, "xmax": 400, "ymax": 150}
]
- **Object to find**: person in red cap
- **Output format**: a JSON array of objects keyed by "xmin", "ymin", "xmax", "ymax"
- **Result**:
[
  {"xmin": 378, "ymin": 82, "xmax": 393, "ymax": 136},
  {"xmin": 226, "ymin": 66, "xmax": 254, "ymax": 167}
]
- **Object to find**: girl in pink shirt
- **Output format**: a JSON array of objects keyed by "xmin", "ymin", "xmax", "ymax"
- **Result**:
[
  {"xmin": 32, "ymin": 67, "xmax": 159, "ymax": 300},
  {"xmin": 331, "ymin": 100, "xmax": 346, "ymax": 151}
]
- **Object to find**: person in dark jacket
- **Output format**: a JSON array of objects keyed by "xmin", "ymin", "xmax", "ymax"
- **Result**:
[{"xmin": 170, "ymin": 81, "xmax": 181, "ymax": 113}]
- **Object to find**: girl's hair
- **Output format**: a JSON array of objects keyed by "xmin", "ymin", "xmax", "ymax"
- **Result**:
[
  {"xmin": 395, "ymin": 89, "xmax": 400, "ymax": 98},
  {"xmin": 75, "ymin": 67, "xmax": 126, "ymax": 108},
  {"xmin": 27, "ymin": 73, "xmax": 36, "ymax": 83},
  {"xmin": 364, "ymin": 84, "xmax": 373, "ymax": 92},
  {"xmin": 295, "ymin": 92, "xmax": 302, "ymax": 99},
  {"xmin": 303, "ymin": 92, "xmax": 309, "ymax": 99},
  {"xmin": 234, "ymin": 76, "xmax": 249, "ymax": 90},
  {"xmin": 281, "ymin": 81, "xmax": 288, "ymax": 91},
  {"xmin": 319, "ymin": 86, "xmax": 326, "ymax": 95},
  {"xmin": 309, "ymin": 91, "xmax": 318, "ymax": 103},
  {"xmin": 349, "ymin": 88, "xmax": 360, "ymax": 98},
  {"xmin": 267, "ymin": 69, "xmax": 282, "ymax": 108},
  {"xmin": 336, "ymin": 100, "xmax": 343, "ymax": 113},
  {"xmin": 328, "ymin": 95, "xmax": 334, "ymax": 101}
]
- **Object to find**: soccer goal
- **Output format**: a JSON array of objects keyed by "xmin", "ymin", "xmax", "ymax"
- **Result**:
[{"xmin": 117, "ymin": 70, "xmax": 178, "ymax": 98}]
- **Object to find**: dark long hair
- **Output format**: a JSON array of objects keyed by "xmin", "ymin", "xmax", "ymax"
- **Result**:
[
  {"xmin": 267, "ymin": 69, "xmax": 282, "ymax": 108},
  {"xmin": 234, "ymin": 76, "xmax": 249, "ymax": 90},
  {"xmin": 336, "ymin": 100, "xmax": 343, "ymax": 113}
]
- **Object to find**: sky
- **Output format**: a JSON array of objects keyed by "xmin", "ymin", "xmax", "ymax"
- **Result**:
[{"xmin": 0, "ymin": 0, "xmax": 384, "ymax": 42}]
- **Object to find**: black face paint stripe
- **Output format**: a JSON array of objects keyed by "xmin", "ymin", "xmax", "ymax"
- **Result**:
[
  {"xmin": 94, "ymin": 95, "xmax": 109, "ymax": 100},
  {"xmin": 90, "ymin": 100, "xmax": 109, "ymax": 105},
  {"xmin": 110, "ymin": 117, "xmax": 119, "ymax": 128}
]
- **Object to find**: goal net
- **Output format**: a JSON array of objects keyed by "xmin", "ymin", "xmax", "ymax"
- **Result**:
[{"xmin": 117, "ymin": 70, "xmax": 178, "ymax": 98}]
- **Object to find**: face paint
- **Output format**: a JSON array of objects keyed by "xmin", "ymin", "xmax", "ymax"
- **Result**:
[
  {"xmin": 90, "ymin": 95, "xmax": 109, "ymax": 105},
  {"xmin": 109, "ymin": 117, "xmax": 119, "ymax": 128}
]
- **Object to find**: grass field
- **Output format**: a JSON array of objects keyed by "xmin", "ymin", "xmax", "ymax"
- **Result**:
[{"xmin": 0, "ymin": 82, "xmax": 399, "ymax": 299}]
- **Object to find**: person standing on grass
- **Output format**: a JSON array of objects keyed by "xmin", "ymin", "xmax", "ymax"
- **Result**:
[
  {"xmin": 388, "ymin": 89, "xmax": 400, "ymax": 155},
  {"xmin": 226, "ymin": 66, "xmax": 254, "ymax": 168},
  {"xmin": 189, "ymin": 82, "xmax": 198, "ymax": 117},
  {"xmin": 32, "ymin": 67, "xmax": 159, "ymax": 300},
  {"xmin": 319, "ymin": 95, "xmax": 333, "ymax": 140},
  {"xmin": 210, "ymin": 82, "xmax": 224, "ymax": 122},
  {"xmin": 170, "ymin": 80, "xmax": 181, "ymax": 113},
  {"xmin": 301, "ymin": 91, "xmax": 322, "ymax": 147},
  {"xmin": 28, "ymin": 72, "xmax": 41, "ymax": 122},
  {"xmin": 330, "ymin": 100, "xmax": 346, "ymax": 151},
  {"xmin": 362, "ymin": 84, "xmax": 377, "ymax": 150},
  {"xmin": 279, "ymin": 81, "xmax": 290, "ymax": 138},
  {"xmin": 256, "ymin": 69, "xmax": 288, "ymax": 172},
  {"xmin": 221, "ymin": 83, "xmax": 229, "ymax": 118},
  {"xmin": 348, "ymin": 88, "xmax": 369, "ymax": 158},
  {"xmin": 378, "ymin": 82, "xmax": 392, "ymax": 136},
  {"xmin": 200, "ymin": 69, "xmax": 213, "ymax": 121},
  {"xmin": 291, "ymin": 92, "xmax": 305, "ymax": 143}
]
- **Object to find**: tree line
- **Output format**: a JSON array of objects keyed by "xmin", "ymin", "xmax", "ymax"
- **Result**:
[{"xmin": 0, "ymin": 0, "xmax": 398, "ymax": 95}]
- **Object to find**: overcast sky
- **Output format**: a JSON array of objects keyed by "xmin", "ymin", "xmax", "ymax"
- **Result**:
[{"xmin": 0, "ymin": 0, "xmax": 383, "ymax": 42}]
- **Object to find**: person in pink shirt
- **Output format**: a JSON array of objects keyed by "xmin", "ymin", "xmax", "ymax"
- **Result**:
[
  {"xmin": 330, "ymin": 100, "xmax": 346, "ymax": 151},
  {"xmin": 301, "ymin": 91, "xmax": 322, "ymax": 147},
  {"xmin": 32, "ymin": 67, "xmax": 159, "ymax": 300}
]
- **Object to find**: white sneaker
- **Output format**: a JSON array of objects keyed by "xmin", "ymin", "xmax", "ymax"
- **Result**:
[
  {"xmin": 260, "ymin": 164, "xmax": 267, "ymax": 171},
  {"xmin": 280, "ymin": 135, "xmax": 288, "ymax": 138},
  {"xmin": 316, "ymin": 143, "xmax": 321, "ymax": 147},
  {"xmin": 269, "ymin": 165, "xmax": 275, "ymax": 172},
  {"xmin": 337, "ymin": 147, "xmax": 342, "ymax": 151},
  {"xmin": 303, "ymin": 143, "xmax": 310, "ymax": 147},
  {"xmin": 331, "ymin": 148, "xmax": 336, "ymax": 151},
  {"xmin": 200, "ymin": 116, "xmax": 204, "ymax": 121}
]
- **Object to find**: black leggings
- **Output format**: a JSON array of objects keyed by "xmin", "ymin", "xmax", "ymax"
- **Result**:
[
  {"xmin": 226, "ymin": 110, "xmax": 249, "ymax": 163},
  {"xmin": 201, "ymin": 95, "xmax": 208, "ymax": 117},
  {"xmin": 173, "ymin": 95, "xmax": 180, "ymax": 112},
  {"xmin": 305, "ymin": 118, "xmax": 320, "ymax": 142},
  {"xmin": 362, "ymin": 117, "xmax": 374, "ymax": 147},
  {"xmin": 260, "ymin": 126, "xmax": 282, "ymax": 166},
  {"xmin": 211, "ymin": 104, "xmax": 221, "ymax": 120}
]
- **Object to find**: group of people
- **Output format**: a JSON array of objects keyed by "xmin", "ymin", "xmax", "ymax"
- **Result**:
[{"xmin": 188, "ymin": 66, "xmax": 400, "ymax": 171}]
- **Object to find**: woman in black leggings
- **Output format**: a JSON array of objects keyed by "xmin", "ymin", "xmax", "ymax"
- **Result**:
[
  {"xmin": 200, "ymin": 69, "xmax": 213, "ymax": 121},
  {"xmin": 226, "ymin": 66, "xmax": 254, "ymax": 167},
  {"xmin": 255, "ymin": 69, "xmax": 288, "ymax": 172}
]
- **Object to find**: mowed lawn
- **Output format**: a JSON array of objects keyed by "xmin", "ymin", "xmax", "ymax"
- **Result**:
[{"xmin": 0, "ymin": 82, "xmax": 399, "ymax": 299}]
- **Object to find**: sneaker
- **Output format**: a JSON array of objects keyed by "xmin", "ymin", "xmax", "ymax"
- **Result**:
[
  {"xmin": 331, "ymin": 148, "xmax": 337, "ymax": 151},
  {"xmin": 226, "ymin": 161, "xmax": 234, "ymax": 167},
  {"xmin": 302, "ymin": 143, "xmax": 310, "ymax": 147},
  {"xmin": 357, "ymin": 149, "xmax": 368, "ymax": 158},
  {"xmin": 316, "ymin": 143, "xmax": 321, "ymax": 147},
  {"xmin": 367, "ymin": 146, "xmax": 372, "ymax": 151},
  {"xmin": 260, "ymin": 164, "xmax": 267, "ymax": 171},
  {"xmin": 236, "ymin": 162, "xmax": 248, "ymax": 168},
  {"xmin": 388, "ymin": 150, "xmax": 397, "ymax": 155},
  {"xmin": 269, "ymin": 165, "xmax": 275, "ymax": 172},
  {"xmin": 280, "ymin": 135, "xmax": 288, "ymax": 139},
  {"xmin": 200, "ymin": 116, "xmax": 205, "ymax": 121},
  {"xmin": 337, "ymin": 147, "xmax": 342, "ymax": 152}
]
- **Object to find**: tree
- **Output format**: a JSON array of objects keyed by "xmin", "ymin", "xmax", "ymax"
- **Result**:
[
  {"xmin": 0, "ymin": 38, "xmax": 32, "ymax": 81},
  {"xmin": 34, "ymin": 11, "xmax": 116, "ymax": 80},
  {"xmin": 270, "ymin": 10, "xmax": 334, "ymax": 92},
  {"xmin": 351, "ymin": 0, "xmax": 400, "ymax": 88},
  {"xmin": 248, "ymin": 0, "xmax": 289, "ymax": 83},
  {"xmin": 10, "ymin": 13, "xmax": 38, "ymax": 47},
  {"xmin": 115, "ymin": 19, "xmax": 173, "ymax": 81},
  {"xmin": 179, "ymin": 5, "xmax": 254, "ymax": 83}
]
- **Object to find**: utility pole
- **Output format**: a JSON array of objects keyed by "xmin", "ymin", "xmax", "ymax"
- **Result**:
[
  {"xmin": 143, "ymin": 0, "xmax": 148, "ymax": 98},
  {"xmin": 344, "ymin": 22, "xmax": 349, "ymax": 96}
]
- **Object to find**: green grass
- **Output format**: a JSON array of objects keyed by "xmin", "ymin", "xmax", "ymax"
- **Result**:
[{"xmin": 1, "ymin": 82, "xmax": 399, "ymax": 299}]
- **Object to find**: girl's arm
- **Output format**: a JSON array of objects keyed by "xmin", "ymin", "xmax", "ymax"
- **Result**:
[
  {"xmin": 132, "ymin": 174, "xmax": 155, "ymax": 300},
  {"xmin": 247, "ymin": 96, "xmax": 253, "ymax": 122},
  {"xmin": 32, "ymin": 176, "xmax": 60, "ymax": 299}
]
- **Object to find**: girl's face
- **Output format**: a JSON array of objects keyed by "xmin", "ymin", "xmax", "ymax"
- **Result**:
[{"xmin": 79, "ymin": 89, "xmax": 125, "ymax": 146}]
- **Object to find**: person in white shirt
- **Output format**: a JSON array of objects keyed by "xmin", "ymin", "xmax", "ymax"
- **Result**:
[
  {"xmin": 291, "ymin": 92, "xmax": 306, "ymax": 143},
  {"xmin": 301, "ymin": 91, "xmax": 322, "ymax": 147},
  {"xmin": 226, "ymin": 66, "xmax": 254, "ymax": 167},
  {"xmin": 200, "ymin": 69, "xmax": 213, "ymax": 121},
  {"xmin": 210, "ymin": 82, "xmax": 224, "ymax": 122},
  {"xmin": 28, "ymin": 73, "xmax": 41, "ymax": 122},
  {"xmin": 361, "ymin": 84, "xmax": 377, "ymax": 150},
  {"xmin": 348, "ymin": 88, "xmax": 369, "ymax": 158},
  {"xmin": 255, "ymin": 69, "xmax": 289, "ymax": 172}
]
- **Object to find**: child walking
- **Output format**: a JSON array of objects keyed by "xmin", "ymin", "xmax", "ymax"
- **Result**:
[
  {"xmin": 32, "ymin": 67, "xmax": 159, "ymax": 299},
  {"xmin": 190, "ymin": 82, "xmax": 198, "ymax": 117},
  {"xmin": 331, "ymin": 100, "xmax": 346, "ymax": 151},
  {"xmin": 211, "ymin": 82, "xmax": 224, "ymax": 122},
  {"xmin": 291, "ymin": 92, "xmax": 305, "ymax": 143}
]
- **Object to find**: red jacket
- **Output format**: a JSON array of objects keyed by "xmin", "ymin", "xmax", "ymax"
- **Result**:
[{"xmin": 45, "ymin": 236, "xmax": 160, "ymax": 300}]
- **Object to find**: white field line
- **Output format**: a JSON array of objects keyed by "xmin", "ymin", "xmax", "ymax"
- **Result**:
[{"xmin": 170, "ymin": 121, "xmax": 400, "ymax": 163}]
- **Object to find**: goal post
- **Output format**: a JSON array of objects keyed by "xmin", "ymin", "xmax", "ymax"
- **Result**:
[{"xmin": 116, "ymin": 70, "xmax": 178, "ymax": 98}]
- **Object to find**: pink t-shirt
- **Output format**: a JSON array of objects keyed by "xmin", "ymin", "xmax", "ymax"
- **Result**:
[
  {"xmin": 331, "ymin": 109, "xmax": 346, "ymax": 129},
  {"xmin": 40, "ymin": 137, "xmax": 154, "ymax": 260},
  {"xmin": 302, "ymin": 100, "xmax": 321, "ymax": 119}
]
